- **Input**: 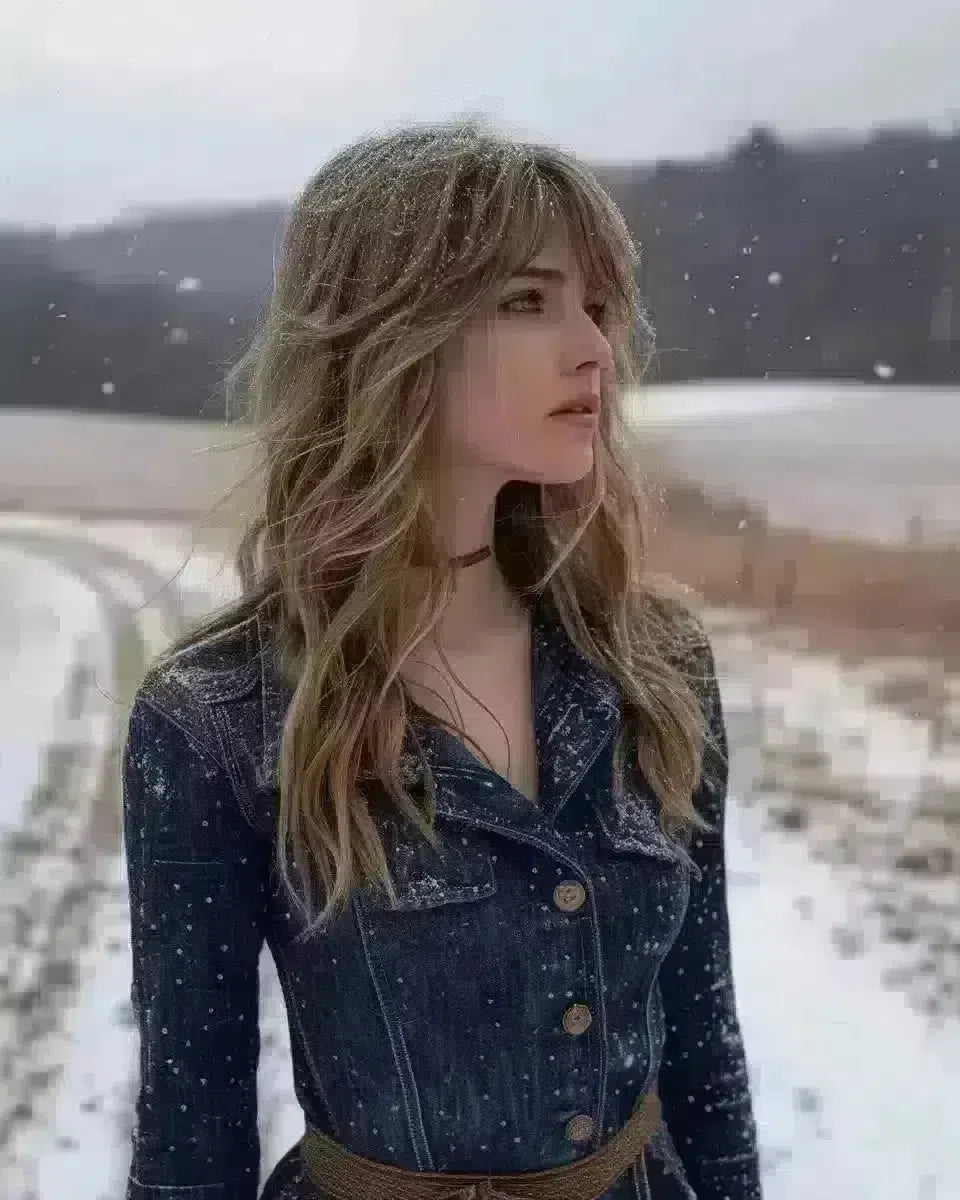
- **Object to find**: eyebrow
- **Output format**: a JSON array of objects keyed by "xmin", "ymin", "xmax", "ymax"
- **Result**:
[
  {"xmin": 511, "ymin": 266, "xmax": 567, "ymax": 283},
  {"xmin": 510, "ymin": 265, "xmax": 605, "ymax": 294}
]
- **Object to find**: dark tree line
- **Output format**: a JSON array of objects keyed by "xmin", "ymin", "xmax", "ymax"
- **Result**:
[
  {"xmin": 612, "ymin": 125, "xmax": 960, "ymax": 384},
  {"xmin": 1, "ymin": 123, "xmax": 958, "ymax": 422}
]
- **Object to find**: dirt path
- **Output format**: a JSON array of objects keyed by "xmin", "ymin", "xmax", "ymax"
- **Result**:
[{"xmin": 0, "ymin": 528, "xmax": 187, "ymax": 1172}]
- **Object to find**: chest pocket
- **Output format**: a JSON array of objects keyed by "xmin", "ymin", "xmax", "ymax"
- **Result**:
[
  {"xmin": 364, "ymin": 816, "xmax": 498, "ymax": 911},
  {"xmin": 589, "ymin": 778, "xmax": 702, "ymax": 981}
]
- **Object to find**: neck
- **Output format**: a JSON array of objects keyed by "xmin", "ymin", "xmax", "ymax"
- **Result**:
[
  {"xmin": 405, "ymin": 475, "xmax": 528, "ymax": 649},
  {"xmin": 445, "ymin": 549, "xmax": 527, "ymax": 649}
]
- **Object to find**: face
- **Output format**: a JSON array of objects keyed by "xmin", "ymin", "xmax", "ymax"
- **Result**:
[{"xmin": 438, "ymin": 219, "xmax": 616, "ymax": 490}]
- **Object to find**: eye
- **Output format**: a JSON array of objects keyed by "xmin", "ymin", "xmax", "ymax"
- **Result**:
[{"xmin": 499, "ymin": 287, "xmax": 546, "ymax": 314}]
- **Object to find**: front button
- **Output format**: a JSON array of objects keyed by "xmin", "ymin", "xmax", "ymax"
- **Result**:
[
  {"xmin": 562, "ymin": 1003, "xmax": 592, "ymax": 1036},
  {"xmin": 565, "ymin": 1114, "xmax": 596, "ymax": 1144},
  {"xmin": 553, "ymin": 881, "xmax": 586, "ymax": 912}
]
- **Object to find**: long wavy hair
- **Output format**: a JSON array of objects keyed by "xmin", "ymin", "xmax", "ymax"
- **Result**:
[{"xmin": 155, "ymin": 118, "xmax": 714, "ymax": 932}]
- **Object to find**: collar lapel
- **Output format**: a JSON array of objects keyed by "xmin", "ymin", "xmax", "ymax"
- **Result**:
[
  {"xmin": 258, "ymin": 601, "xmax": 624, "ymax": 850},
  {"xmin": 530, "ymin": 598, "xmax": 620, "ymax": 820},
  {"xmin": 401, "ymin": 598, "xmax": 621, "ymax": 835}
]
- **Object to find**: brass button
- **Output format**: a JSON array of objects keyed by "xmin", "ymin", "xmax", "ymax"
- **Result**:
[
  {"xmin": 562, "ymin": 1003, "xmax": 592, "ymax": 1036},
  {"xmin": 553, "ymin": 881, "xmax": 586, "ymax": 912},
  {"xmin": 565, "ymin": 1114, "xmax": 596, "ymax": 1144}
]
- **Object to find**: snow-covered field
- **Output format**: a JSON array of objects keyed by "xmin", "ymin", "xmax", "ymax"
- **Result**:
[
  {"xmin": 628, "ymin": 381, "xmax": 960, "ymax": 546},
  {"xmin": 1, "ymin": 514, "xmax": 957, "ymax": 1199}
]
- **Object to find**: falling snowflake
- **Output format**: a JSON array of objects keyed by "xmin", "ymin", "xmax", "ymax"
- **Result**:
[
  {"xmin": 873, "ymin": 362, "xmax": 896, "ymax": 380},
  {"xmin": 767, "ymin": 271, "xmax": 783, "ymax": 286},
  {"xmin": 102, "ymin": 381, "xmax": 116, "ymax": 395},
  {"xmin": 176, "ymin": 277, "xmax": 202, "ymax": 292}
]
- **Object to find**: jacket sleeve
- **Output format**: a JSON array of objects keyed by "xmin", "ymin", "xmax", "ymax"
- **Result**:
[
  {"xmin": 122, "ymin": 686, "xmax": 269, "ymax": 1200},
  {"xmin": 656, "ymin": 634, "xmax": 763, "ymax": 1199}
]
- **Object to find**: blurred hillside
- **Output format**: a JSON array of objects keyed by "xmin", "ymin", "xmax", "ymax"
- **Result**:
[{"xmin": 1, "ymin": 123, "xmax": 958, "ymax": 421}]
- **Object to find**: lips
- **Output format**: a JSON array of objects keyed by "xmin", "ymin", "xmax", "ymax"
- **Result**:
[{"xmin": 550, "ymin": 393, "xmax": 601, "ymax": 416}]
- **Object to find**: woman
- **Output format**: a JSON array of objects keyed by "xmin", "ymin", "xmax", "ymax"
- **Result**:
[{"xmin": 122, "ymin": 119, "xmax": 762, "ymax": 1200}]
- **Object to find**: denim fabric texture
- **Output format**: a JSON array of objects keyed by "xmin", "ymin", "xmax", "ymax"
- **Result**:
[{"xmin": 121, "ymin": 596, "xmax": 762, "ymax": 1200}]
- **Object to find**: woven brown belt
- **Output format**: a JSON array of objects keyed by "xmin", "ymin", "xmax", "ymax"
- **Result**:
[{"xmin": 299, "ymin": 1089, "xmax": 662, "ymax": 1200}]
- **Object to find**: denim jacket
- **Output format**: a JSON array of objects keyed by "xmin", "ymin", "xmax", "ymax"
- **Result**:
[{"xmin": 121, "ymin": 597, "xmax": 762, "ymax": 1200}]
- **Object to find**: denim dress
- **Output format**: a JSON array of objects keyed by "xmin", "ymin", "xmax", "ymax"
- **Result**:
[{"xmin": 121, "ymin": 597, "xmax": 763, "ymax": 1200}]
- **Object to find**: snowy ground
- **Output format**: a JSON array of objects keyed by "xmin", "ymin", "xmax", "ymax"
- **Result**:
[
  {"xmin": 0, "ymin": 515, "xmax": 957, "ymax": 1199},
  {"xmin": 0, "ymin": 517, "xmax": 302, "ymax": 1200},
  {"xmin": 712, "ymin": 613, "xmax": 960, "ymax": 1198},
  {"xmin": 0, "ymin": 543, "xmax": 104, "ymax": 833}
]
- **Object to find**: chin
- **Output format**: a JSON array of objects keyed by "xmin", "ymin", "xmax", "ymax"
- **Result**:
[{"xmin": 520, "ymin": 448, "xmax": 596, "ymax": 487}]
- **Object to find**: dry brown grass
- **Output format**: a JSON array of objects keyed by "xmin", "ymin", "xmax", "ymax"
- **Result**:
[{"xmin": 647, "ymin": 480, "xmax": 960, "ymax": 671}]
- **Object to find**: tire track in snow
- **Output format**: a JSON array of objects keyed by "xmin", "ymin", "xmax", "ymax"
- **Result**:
[{"xmin": 0, "ymin": 528, "xmax": 185, "ymax": 1185}]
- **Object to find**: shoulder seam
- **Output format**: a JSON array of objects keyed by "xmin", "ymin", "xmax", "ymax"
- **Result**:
[
  {"xmin": 141, "ymin": 617, "xmax": 261, "ymax": 706},
  {"xmin": 133, "ymin": 690, "xmax": 268, "ymax": 841},
  {"xmin": 134, "ymin": 690, "xmax": 227, "ymax": 771}
]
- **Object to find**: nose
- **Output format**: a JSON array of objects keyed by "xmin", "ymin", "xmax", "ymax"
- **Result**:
[{"xmin": 570, "ymin": 308, "xmax": 615, "ymax": 377}]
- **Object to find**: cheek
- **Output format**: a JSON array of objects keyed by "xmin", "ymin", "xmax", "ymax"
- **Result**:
[
  {"xmin": 442, "ymin": 324, "xmax": 574, "ymax": 474},
  {"xmin": 447, "ymin": 329, "xmax": 535, "ymax": 442},
  {"xmin": 494, "ymin": 338, "xmax": 549, "ymax": 410}
]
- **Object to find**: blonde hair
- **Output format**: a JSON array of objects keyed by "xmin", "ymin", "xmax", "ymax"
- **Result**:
[{"xmin": 156, "ymin": 118, "xmax": 714, "ymax": 932}]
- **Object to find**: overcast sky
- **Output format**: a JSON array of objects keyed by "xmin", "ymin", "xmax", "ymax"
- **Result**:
[{"xmin": 2, "ymin": 0, "xmax": 958, "ymax": 233}]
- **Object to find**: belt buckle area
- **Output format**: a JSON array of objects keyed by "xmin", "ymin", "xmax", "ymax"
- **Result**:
[{"xmin": 442, "ymin": 1182, "xmax": 520, "ymax": 1199}]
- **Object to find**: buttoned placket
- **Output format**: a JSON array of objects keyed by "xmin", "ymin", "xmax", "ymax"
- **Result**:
[{"xmin": 393, "ymin": 597, "xmax": 620, "ymax": 1159}]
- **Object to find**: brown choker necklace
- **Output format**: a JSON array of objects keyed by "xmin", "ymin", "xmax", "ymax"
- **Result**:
[{"xmin": 448, "ymin": 545, "xmax": 492, "ymax": 568}]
